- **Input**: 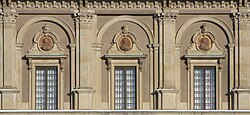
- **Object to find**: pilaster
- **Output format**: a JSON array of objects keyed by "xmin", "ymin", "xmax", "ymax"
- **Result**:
[
  {"xmin": 157, "ymin": 10, "xmax": 179, "ymax": 110},
  {"xmin": 234, "ymin": 9, "xmax": 250, "ymax": 110},
  {"xmin": 0, "ymin": 8, "xmax": 19, "ymax": 109},
  {"xmin": 0, "ymin": 10, "xmax": 3, "ymax": 88},
  {"xmin": 73, "ymin": 10, "xmax": 96, "ymax": 109}
]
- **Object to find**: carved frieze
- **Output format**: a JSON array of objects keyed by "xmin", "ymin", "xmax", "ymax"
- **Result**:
[
  {"xmin": 9, "ymin": 1, "xmax": 78, "ymax": 9},
  {"xmin": 169, "ymin": 0, "xmax": 237, "ymax": 8},
  {"xmin": 2, "ymin": 0, "xmax": 244, "ymax": 9},
  {"xmin": 85, "ymin": 0, "xmax": 162, "ymax": 9}
]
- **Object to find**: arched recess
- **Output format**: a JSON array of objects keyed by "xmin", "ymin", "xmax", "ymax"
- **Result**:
[
  {"xmin": 176, "ymin": 16, "xmax": 234, "ymax": 44},
  {"xmin": 96, "ymin": 15, "xmax": 154, "ymax": 44},
  {"xmin": 16, "ymin": 16, "xmax": 75, "ymax": 45},
  {"xmin": 98, "ymin": 16, "xmax": 154, "ymax": 109},
  {"xmin": 176, "ymin": 16, "xmax": 234, "ymax": 110},
  {"xmin": 16, "ymin": 16, "xmax": 75, "ymax": 109}
]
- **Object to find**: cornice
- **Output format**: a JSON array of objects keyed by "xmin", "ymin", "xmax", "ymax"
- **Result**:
[{"xmin": 0, "ymin": 0, "xmax": 244, "ymax": 9}]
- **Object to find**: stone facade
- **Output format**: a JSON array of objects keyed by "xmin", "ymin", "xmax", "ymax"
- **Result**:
[{"xmin": 0, "ymin": 0, "xmax": 249, "ymax": 111}]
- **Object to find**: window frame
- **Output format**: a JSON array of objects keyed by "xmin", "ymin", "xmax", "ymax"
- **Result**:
[
  {"xmin": 193, "ymin": 66, "xmax": 216, "ymax": 110},
  {"xmin": 35, "ymin": 66, "xmax": 58, "ymax": 110},
  {"xmin": 29, "ymin": 59, "xmax": 64, "ymax": 110},
  {"xmin": 188, "ymin": 59, "xmax": 222, "ymax": 110},
  {"xmin": 109, "ymin": 59, "xmax": 142, "ymax": 110},
  {"xmin": 114, "ymin": 66, "xmax": 137, "ymax": 110}
]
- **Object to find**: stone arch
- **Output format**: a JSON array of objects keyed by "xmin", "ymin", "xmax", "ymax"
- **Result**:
[
  {"xmin": 96, "ymin": 15, "xmax": 154, "ymax": 44},
  {"xmin": 16, "ymin": 16, "xmax": 75, "ymax": 45},
  {"xmin": 176, "ymin": 16, "xmax": 234, "ymax": 44}
]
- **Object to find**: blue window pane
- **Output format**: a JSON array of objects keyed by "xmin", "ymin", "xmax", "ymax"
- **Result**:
[
  {"xmin": 36, "ymin": 66, "xmax": 58, "ymax": 110},
  {"xmin": 114, "ymin": 67, "xmax": 136, "ymax": 110},
  {"xmin": 194, "ymin": 67, "xmax": 216, "ymax": 110}
]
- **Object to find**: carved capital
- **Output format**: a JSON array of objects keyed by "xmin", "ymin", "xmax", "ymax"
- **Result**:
[
  {"xmin": 238, "ymin": 12, "xmax": 250, "ymax": 22},
  {"xmin": 154, "ymin": 12, "xmax": 178, "ymax": 23},
  {"xmin": 73, "ymin": 11, "xmax": 95, "ymax": 23},
  {"xmin": 162, "ymin": 12, "xmax": 178, "ymax": 22},
  {"xmin": 152, "ymin": 44, "xmax": 160, "ymax": 51},
  {"xmin": 231, "ymin": 12, "xmax": 239, "ymax": 22},
  {"xmin": 3, "ymin": 11, "xmax": 18, "ymax": 23},
  {"xmin": 92, "ymin": 43, "xmax": 103, "ymax": 51},
  {"xmin": 0, "ymin": 13, "xmax": 3, "ymax": 23},
  {"xmin": 175, "ymin": 43, "xmax": 182, "ymax": 51},
  {"xmin": 147, "ymin": 44, "xmax": 154, "ymax": 51}
]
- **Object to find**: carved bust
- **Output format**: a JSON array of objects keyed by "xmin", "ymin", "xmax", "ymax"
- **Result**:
[
  {"xmin": 118, "ymin": 36, "xmax": 133, "ymax": 51},
  {"xmin": 197, "ymin": 36, "xmax": 212, "ymax": 51},
  {"xmin": 39, "ymin": 36, "xmax": 54, "ymax": 51}
]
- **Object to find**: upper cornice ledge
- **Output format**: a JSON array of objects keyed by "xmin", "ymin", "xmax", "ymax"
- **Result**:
[{"xmin": 0, "ymin": 0, "xmax": 244, "ymax": 9}]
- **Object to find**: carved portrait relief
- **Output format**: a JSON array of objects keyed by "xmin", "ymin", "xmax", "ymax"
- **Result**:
[
  {"xmin": 39, "ymin": 36, "xmax": 54, "ymax": 51},
  {"xmin": 197, "ymin": 36, "xmax": 212, "ymax": 51},
  {"xmin": 118, "ymin": 35, "xmax": 133, "ymax": 51}
]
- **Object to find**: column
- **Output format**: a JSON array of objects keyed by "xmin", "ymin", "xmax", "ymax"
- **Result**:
[
  {"xmin": 72, "ymin": 10, "xmax": 96, "ymax": 110},
  {"xmin": 231, "ymin": 12, "xmax": 239, "ymax": 110},
  {"xmin": 158, "ymin": 10, "xmax": 179, "ymax": 110},
  {"xmin": 0, "ymin": 8, "xmax": 19, "ymax": 109}
]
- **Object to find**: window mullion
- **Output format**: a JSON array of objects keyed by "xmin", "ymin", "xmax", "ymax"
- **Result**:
[
  {"xmin": 45, "ymin": 67, "xmax": 48, "ymax": 110},
  {"xmin": 124, "ymin": 67, "xmax": 127, "ymax": 110},
  {"xmin": 203, "ymin": 68, "xmax": 206, "ymax": 110}
]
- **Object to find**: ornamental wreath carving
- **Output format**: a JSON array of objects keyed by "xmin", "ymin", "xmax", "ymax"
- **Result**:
[
  {"xmin": 106, "ymin": 25, "xmax": 143, "ymax": 55},
  {"xmin": 27, "ymin": 24, "xmax": 66, "ymax": 56},
  {"xmin": 185, "ymin": 24, "xmax": 224, "ymax": 57}
]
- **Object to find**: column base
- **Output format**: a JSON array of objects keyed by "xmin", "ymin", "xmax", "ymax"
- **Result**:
[
  {"xmin": 233, "ymin": 88, "xmax": 250, "ymax": 110},
  {"xmin": 0, "ymin": 86, "xmax": 19, "ymax": 109},
  {"xmin": 157, "ymin": 88, "xmax": 179, "ymax": 110},
  {"xmin": 73, "ymin": 87, "xmax": 95, "ymax": 110}
]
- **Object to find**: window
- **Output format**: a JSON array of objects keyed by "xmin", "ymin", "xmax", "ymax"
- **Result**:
[
  {"xmin": 194, "ymin": 66, "xmax": 216, "ymax": 110},
  {"xmin": 35, "ymin": 66, "xmax": 58, "ymax": 110},
  {"xmin": 114, "ymin": 66, "xmax": 136, "ymax": 110}
]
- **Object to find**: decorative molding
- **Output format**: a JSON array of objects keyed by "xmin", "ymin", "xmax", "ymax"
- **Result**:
[
  {"xmin": 84, "ymin": 0, "xmax": 162, "ymax": 9},
  {"xmin": 156, "ymin": 88, "xmax": 179, "ymax": 94},
  {"xmin": 2, "ymin": 11, "xmax": 18, "ymax": 23},
  {"xmin": 26, "ymin": 24, "xmax": 67, "ymax": 58},
  {"xmin": 73, "ymin": 11, "xmax": 95, "ymax": 23},
  {"xmin": 6, "ymin": 0, "xmax": 250, "ymax": 9},
  {"xmin": 92, "ymin": 43, "xmax": 103, "ymax": 51},
  {"xmin": 9, "ymin": 1, "xmax": 78, "ymax": 9},
  {"xmin": 185, "ymin": 24, "xmax": 225, "ymax": 59},
  {"xmin": 238, "ymin": 12, "xmax": 250, "ymax": 22},
  {"xmin": 106, "ymin": 25, "xmax": 144, "ymax": 56},
  {"xmin": 155, "ymin": 11, "xmax": 178, "ymax": 23},
  {"xmin": 169, "ymin": 0, "xmax": 237, "ymax": 9}
]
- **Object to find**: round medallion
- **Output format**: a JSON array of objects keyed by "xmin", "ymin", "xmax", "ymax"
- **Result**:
[
  {"xmin": 39, "ymin": 36, "xmax": 54, "ymax": 51},
  {"xmin": 197, "ymin": 36, "xmax": 212, "ymax": 51},
  {"xmin": 118, "ymin": 36, "xmax": 133, "ymax": 52}
]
